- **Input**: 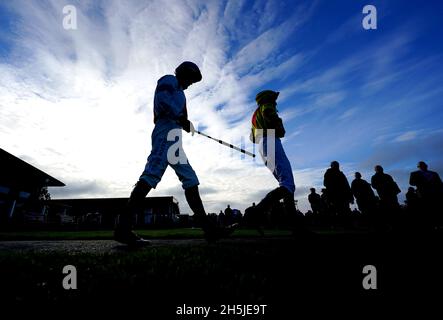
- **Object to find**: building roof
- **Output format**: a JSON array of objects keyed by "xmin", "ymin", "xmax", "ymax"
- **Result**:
[{"xmin": 0, "ymin": 148, "xmax": 65, "ymax": 188}]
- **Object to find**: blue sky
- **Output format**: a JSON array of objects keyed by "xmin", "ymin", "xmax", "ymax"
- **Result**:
[{"xmin": 1, "ymin": 0, "xmax": 442, "ymax": 213}]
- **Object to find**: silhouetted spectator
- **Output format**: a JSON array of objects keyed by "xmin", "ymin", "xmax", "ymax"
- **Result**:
[
  {"xmin": 218, "ymin": 210, "xmax": 225, "ymax": 226},
  {"xmin": 351, "ymin": 172, "xmax": 376, "ymax": 215},
  {"xmin": 409, "ymin": 161, "xmax": 443, "ymax": 228},
  {"xmin": 232, "ymin": 209, "xmax": 242, "ymax": 224},
  {"xmin": 410, "ymin": 161, "xmax": 443, "ymax": 200},
  {"xmin": 320, "ymin": 188, "xmax": 329, "ymax": 211},
  {"xmin": 371, "ymin": 165, "xmax": 401, "ymax": 230},
  {"xmin": 404, "ymin": 186, "xmax": 420, "ymax": 230},
  {"xmin": 224, "ymin": 204, "xmax": 233, "ymax": 224},
  {"xmin": 308, "ymin": 188, "xmax": 322, "ymax": 215},
  {"xmin": 323, "ymin": 161, "xmax": 354, "ymax": 224},
  {"xmin": 371, "ymin": 165, "xmax": 401, "ymax": 208},
  {"xmin": 320, "ymin": 188, "xmax": 332, "ymax": 227}
]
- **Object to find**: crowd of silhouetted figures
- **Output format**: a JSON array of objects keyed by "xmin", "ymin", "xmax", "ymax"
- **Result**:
[
  {"xmin": 211, "ymin": 161, "xmax": 443, "ymax": 233},
  {"xmin": 303, "ymin": 161, "xmax": 443, "ymax": 232}
]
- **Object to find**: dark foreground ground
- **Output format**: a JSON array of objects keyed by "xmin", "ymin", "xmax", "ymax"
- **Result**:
[{"xmin": 0, "ymin": 229, "xmax": 442, "ymax": 317}]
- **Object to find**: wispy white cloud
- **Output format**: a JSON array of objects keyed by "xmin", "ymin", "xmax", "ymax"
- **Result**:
[
  {"xmin": 313, "ymin": 91, "xmax": 346, "ymax": 109},
  {"xmin": 338, "ymin": 107, "xmax": 358, "ymax": 121},
  {"xmin": 393, "ymin": 130, "xmax": 419, "ymax": 142}
]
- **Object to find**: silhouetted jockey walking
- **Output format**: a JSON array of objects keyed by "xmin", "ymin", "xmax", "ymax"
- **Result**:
[
  {"xmin": 115, "ymin": 61, "xmax": 234, "ymax": 246},
  {"xmin": 409, "ymin": 161, "xmax": 443, "ymax": 228},
  {"xmin": 323, "ymin": 161, "xmax": 354, "ymax": 225},
  {"xmin": 351, "ymin": 172, "xmax": 376, "ymax": 215},
  {"xmin": 246, "ymin": 90, "xmax": 308, "ymax": 235},
  {"xmin": 371, "ymin": 165, "xmax": 401, "ymax": 230},
  {"xmin": 308, "ymin": 188, "xmax": 322, "ymax": 215}
]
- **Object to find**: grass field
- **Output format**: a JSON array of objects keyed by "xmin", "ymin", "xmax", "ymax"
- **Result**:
[
  {"xmin": 0, "ymin": 229, "xmax": 442, "ymax": 315},
  {"xmin": 0, "ymin": 228, "xmax": 292, "ymax": 240}
]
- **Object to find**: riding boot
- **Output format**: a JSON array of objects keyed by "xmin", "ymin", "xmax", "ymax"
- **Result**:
[
  {"xmin": 244, "ymin": 187, "xmax": 288, "ymax": 235},
  {"xmin": 185, "ymin": 185, "xmax": 236, "ymax": 242},
  {"xmin": 256, "ymin": 186, "xmax": 288, "ymax": 212},
  {"xmin": 114, "ymin": 179, "xmax": 152, "ymax": 246},
  {"xmin": 184, "ymin": 185, "xmax": 219, "ymax": 233},
  {"xmin": 282, "ymin": 189, "xmax": 312, "ymax": 236}
]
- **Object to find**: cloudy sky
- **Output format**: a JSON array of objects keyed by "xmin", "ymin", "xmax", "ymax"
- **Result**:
[{"xmin": 1, "ymin": 0, "xmax": 442, "ymax": 213}]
